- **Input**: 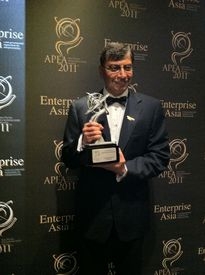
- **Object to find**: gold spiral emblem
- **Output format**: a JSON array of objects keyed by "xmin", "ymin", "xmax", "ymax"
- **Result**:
[
  {"xmin": 54, "ymin": 140, "xmax": 65, "ymax": 176},
  {"xmin": 54, "ymin": 140, "xmax": 63, "ymax": 161},
  {"xmin": 171, "ymin": 31, "xmax": 193, "ymax": 65},
  {"xmin": 53, "ymin": 252, "xmax": 78, "ymax": 274},
  {"xmin": 162, "ymin": 238, "xmax": 183, "ymax": 273},
  {"xmin": 0, "ymin": 76, "xmax": 16, "ymax": 110},
  {"xmin": 0, "ymin": 200, "xmax": 17, "ymax": 236},
  {"xmin": 168, "ymin": 138, "xmax": 188, "ymax": 171},
  {"xmin": 128, "ymin": 83, "xmax": 138, "ymax": 93},
  {"xmin": 55, "ymin": 17, "xmax": 83, "ymax": 56}
]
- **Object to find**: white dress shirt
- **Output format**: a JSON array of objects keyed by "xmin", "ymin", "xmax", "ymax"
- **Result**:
[
  {"xmin": 103, "ymin": 88, "xmax": 128, "ymax": 145},
  {"xmin": 104, "ymin": 88, "xmax": 128, "ymax": 182}
]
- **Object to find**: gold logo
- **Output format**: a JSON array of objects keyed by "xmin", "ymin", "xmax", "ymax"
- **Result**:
[
  {"xmin": 0, "ymin": 200, "xmax": 17, "ymax": 236},
  {"xmin": 162, "ymin": 238, "xmax": 183, "ymax": 273},
  {"xmin": 0, "ymin": 76, "xmax": 16, "ymax": 110},
  {"xmin": 55, "ymin": 17, "xmax": 83, "ymax": 56},
  {"xmin": 53, "ymin": 252, "xmax": 79, "ymax": 274},
  {"xmin": 168, "ymin": 138, "xmax": 188, "ymax": 171},
  {"xmin": 171, "ymin": 31, "xmax": 193, "ymax": 66}
]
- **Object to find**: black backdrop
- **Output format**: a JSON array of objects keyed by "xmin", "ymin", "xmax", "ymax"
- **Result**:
[{"xmin": 0, "ymin": 0, "xmax": 205, "ymax": 274}]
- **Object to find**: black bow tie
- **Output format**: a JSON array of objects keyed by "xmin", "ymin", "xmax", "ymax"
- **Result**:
[{"xmin": 106, "ymin": 96, "xmax": 127, "ymax": 106}]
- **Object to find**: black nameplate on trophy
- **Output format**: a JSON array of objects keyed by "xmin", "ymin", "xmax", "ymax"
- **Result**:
[{"xmin": 83, "ymin": 142, "xmax": 119, "ymax": 165}]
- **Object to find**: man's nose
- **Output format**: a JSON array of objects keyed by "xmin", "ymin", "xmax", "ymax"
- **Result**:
[{"xmin": 118, "ymin": 67, "xmax": 127, "ymax": 77}]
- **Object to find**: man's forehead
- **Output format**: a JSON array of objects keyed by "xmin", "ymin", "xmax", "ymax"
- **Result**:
[{"xmin": 105, "ymin": 57, "xmax": 132, "ymax": 64}]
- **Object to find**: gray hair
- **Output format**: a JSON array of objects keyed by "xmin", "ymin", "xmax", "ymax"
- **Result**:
[{"xmin": 100, "ymin": 42, "xmax": 134, "ymax": 66}]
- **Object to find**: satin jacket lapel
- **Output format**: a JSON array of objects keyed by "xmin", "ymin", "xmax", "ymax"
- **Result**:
[
  {"xmin": 98, "ymin": 113, "xmax": 111, "ymax": 141},
  {"xmin": 118, "ymin": 92, "xmax": 142, "ymax": 150},
  {"xmin": 97, "ymin": 89, "xmax": 111, "ymax": 141}
]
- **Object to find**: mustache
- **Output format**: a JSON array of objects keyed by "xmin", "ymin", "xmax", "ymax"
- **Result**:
[{"xmin": 114, "ymin": 78, "xmax": 131, "ymax": 83}]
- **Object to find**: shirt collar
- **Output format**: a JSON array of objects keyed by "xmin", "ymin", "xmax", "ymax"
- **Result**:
[{"xmin": 103, "ymin": 88, "xmax": 128, "ymax": 98}]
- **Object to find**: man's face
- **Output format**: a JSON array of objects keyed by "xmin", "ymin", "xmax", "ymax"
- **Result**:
[{"xmin": 99, "ymin": 54, "xmax": 133, "ymax": 96}]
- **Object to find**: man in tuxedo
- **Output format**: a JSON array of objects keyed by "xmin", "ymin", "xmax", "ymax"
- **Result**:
[{"xmin": 62, "ymin": 42, "xmax": 170, "ymax": 275}]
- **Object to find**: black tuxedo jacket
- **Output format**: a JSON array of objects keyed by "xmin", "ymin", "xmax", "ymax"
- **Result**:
[{"xmin": 62, "ymin": 90, "xmax": 170, "ymax": 243}]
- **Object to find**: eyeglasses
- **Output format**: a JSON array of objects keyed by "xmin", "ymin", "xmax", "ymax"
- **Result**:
[{"xmin": 104, "ymin": 64, "xmax": 133, "ymax": 73}]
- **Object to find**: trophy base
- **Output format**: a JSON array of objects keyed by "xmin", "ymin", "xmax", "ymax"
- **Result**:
[{"xmin": 83, "ymin": 142, "xmax": 119, "ymax": 165}]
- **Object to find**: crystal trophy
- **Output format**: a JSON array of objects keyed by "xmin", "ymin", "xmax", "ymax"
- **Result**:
[{"xmin": 83, "ymin": 92, "xmax": 119, "ymax": 164}]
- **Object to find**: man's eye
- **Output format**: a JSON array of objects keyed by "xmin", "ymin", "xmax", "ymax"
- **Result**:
[
  {"xmin": 109, "ymin": 65, "xmax": 120, "ymax": 72},
  {"xmin": 105, "ymin": 64, "xmax": 133, "ymax": 72},
  {"xmin": 124, "ymin": 65, "xmax": 132, "ymax": 71}
]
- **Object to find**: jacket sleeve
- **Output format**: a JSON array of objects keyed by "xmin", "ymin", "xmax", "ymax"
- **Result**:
[
  {"xmin": 61, "ymin": 102, "xmax": 85, "ymax": 169},
  {"xmin": 125, "ymin": 102, "xmax": 170, "ymax": 181}
]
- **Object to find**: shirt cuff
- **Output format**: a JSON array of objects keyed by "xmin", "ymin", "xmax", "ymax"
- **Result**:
[
  {"xmin": 77, "ymin": 134, "xmax": 84, "ymax": 152},
  {"xmin": 116, "ymin": 164, "xmax": 128, "ymax": 183}
]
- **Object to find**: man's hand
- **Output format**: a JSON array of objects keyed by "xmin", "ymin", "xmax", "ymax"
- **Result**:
[{"xmin": 82, "ymin": 122, "xmax": 104, "ymax": 144}]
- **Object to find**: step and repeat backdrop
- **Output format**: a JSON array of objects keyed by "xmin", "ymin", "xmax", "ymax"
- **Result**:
[{"xmin": 1, "ymin": 0, "xmax": 205, "ymax": 274}]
